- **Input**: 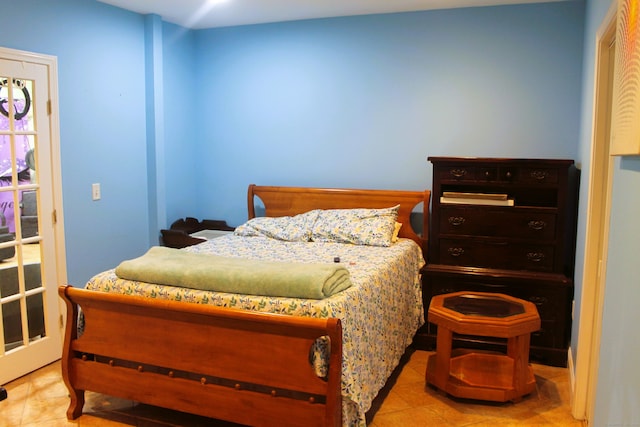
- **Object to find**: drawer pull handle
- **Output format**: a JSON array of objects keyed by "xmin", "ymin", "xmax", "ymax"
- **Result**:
[
  {"xmin": 528, "ymin": 220, "xmax": 547, "ymax": 231},
  {"xmin": 449, "ymin": 168, "xmax": 467, "ymax": 178},
  {"xmin": 448, "ymin": 247, "xmax": 465, "ymax": 257},
  {"xmin": 526, "ymin": 252, "xmax": 545, "ymax": 262},
  {"xmin": 448, "ymin": 216, "xmax": 466, "ymax": 226},
  {"xmin": 529, "ymin": 296, "xmax": 548, "ymax": 305},
  {"xmin": 530, "ymin": 170, "xmax": 548, "ymax": 181},
  {"xmin": 505, "ymin": 171, "xmax": 513, "ymax": 180}
]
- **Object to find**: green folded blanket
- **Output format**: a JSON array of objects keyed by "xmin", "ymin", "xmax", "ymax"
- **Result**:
[{"xmin": 115, "ymin": 246, "xmax": 352, "ymax": 299}]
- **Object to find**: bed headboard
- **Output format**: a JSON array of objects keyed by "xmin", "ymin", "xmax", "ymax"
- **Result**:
[{"xmin": 247, "ymin": 184, "xmax": 430, "ymax": 255}]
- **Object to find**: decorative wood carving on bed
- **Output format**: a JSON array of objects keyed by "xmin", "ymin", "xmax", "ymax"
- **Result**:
[
  {"xmin": 59, "ymin": 286, "xmax": 342, "ymax": 427},
  {"xmin": 59, "ymin": 184, "xmax": 430, "ymax": 427}
]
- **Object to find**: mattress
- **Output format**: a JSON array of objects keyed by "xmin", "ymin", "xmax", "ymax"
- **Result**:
[{"xmin": 85, "ymin": 234, "xmax": 425, "ymax": 426}]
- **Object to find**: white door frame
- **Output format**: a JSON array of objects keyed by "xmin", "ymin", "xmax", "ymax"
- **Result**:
[
  {"xmin": 571, "ymin": 2, "xmax": 616, "ymax": 423},
  {"xmin": 0, "ymin": 46, "xmax": 67, "ymax": 384}
]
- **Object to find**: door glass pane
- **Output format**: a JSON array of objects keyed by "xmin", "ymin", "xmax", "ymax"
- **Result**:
[
  {"xmin": 1, "ymin": 78, "xmax": 35, "ymax": 234},
  {"xmin": 0, "ymin": 75, "xmax": 42, "ymax": 353},
  {"xmin": 2, "ymin": 299, "xmax": 22, "ymax": 351},
  {"xmin": 26, "ymin": 292, "xmax": 45, "ymax": 339},
  {"xmin": 1, "ymin": 264, "xmax": 44, "ymax": 352},
  {"xmin": 0, "ymin": 265, "xmax": 21, "ymax": 297},
  {"xmin": 1, "ymin": 77, "xmax": 33, "ymax": 131}
]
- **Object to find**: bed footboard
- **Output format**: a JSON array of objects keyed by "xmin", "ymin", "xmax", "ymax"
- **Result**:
[{"xmin": 58, "ymin": 285, "xmax": 342, "ymax": 427}]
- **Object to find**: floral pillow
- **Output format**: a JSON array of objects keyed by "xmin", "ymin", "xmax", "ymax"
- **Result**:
[
  {"xmin": 311, "ymin": 205, "xmax": 400, "ymax": 247},
  {"xmin": 234, "ymin": 210, "xmax": 320, "ymax": 242},
  {"xmin": 392, "ymin": 222, "xmax": 403, "ymax": 243}
]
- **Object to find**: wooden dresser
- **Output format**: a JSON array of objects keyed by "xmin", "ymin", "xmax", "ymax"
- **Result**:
[{"xmin": 419, "ymin": 157, "xmax": 579, "ymax": 367}]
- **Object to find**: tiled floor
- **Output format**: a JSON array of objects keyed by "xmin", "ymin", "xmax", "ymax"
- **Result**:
[{"xmin": 1, "ymin": 349, "xmax": 584, "ymax": 427}]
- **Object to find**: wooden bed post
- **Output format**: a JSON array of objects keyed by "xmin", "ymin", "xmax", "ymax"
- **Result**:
[
  {"xmin": 58, "ymin": 286, "xmax": 85, "ymax": 420},
  {"xmin": 247, "ymin": 183, "xmax": 257, "ymax": 219}
]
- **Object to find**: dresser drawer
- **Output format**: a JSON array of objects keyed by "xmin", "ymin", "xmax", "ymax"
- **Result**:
[
  {"xmin": 519, "ymin": 167, "xmax": 559, "ymax": 184},
  {"xmin": 439, "ymin": 238, "xmax": 555, "ymax": 271},
  {"xmin": 440, "ymin": 207, "xmax": 557, "ymax": 240},
  {"xmin": 435, "ymin": 164, "xmax": 560, "ymax": 185},
  {"xmin": 435, "ymin": 166, "xmax": 498, "ymax": 182}
]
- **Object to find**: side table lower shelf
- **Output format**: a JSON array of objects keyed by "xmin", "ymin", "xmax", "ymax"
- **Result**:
[{"xmin": 426, "ymin": 349, "xmax": 536, "ymax": 402}]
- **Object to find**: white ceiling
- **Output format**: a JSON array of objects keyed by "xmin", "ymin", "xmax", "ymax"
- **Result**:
[{"xmin": 97, "ymin": 0, "xmax": 566, "ymax": 30}]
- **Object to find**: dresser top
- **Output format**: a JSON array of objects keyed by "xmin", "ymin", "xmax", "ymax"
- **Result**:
[{"xmin": 428, "ymin": 157, "xmax": 574, "ymax": 166}]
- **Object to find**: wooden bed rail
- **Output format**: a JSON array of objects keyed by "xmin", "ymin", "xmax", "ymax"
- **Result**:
[{"xmin": 59, "ymin": 285, "xmax": 343, "ymax": 427}]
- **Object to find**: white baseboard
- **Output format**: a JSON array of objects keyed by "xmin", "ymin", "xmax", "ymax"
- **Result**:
[
  {"xmin": 568, "ymin": 346, "xmax": 576, "ymax": 396},
  {"xmin": 567, "ymin": 346, "xmax": 588, "ymax": 425}
]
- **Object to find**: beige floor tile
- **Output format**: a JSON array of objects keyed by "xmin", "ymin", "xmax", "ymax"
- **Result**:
[
  {"xmin": 77, "ymin": 412, "xmax": 138, "ymax": 426},
  {"xmin": 20, "ymin": 395, "xmax": 72, "ymax": 425},
  {"xmin": 19, "ymin": 419, "xmax": 78, "ymax": 427},
  {"xmin": 27, "ymin": 374, "xmax": 69, "ymax": 402},
  {"xmin": 532, "ymin": 404, "xmax": 584, "ymax": 426},
  {"xmin": 393, "ymin": 362, "xmax": 425, "ymax": 386},
  {"xmin": 1, "ymin": 349, "xmax": 582, "ymax": 427},
  {"xmin": 391, "ymin": 382, "xmax": 449, "ymax": 408},
  {"xmin": 370, "ymin": 405, "xmax": 451, "ymax": 427},
  {"xmin": 0, "ymin": 382, "xmax": 30, "ymax": 427},
  {"xmin": 78, "ymin": 413, "xmax": 135, "ymax": 427},
  {"xmin": 372, "ymin": 389, "xmax": 413, "ymax": 415}
]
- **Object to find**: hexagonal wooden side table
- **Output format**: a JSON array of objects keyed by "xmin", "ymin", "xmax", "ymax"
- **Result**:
[{"xmin": 426, "ymin": 291, "xmax": 541, "ymax": 402}]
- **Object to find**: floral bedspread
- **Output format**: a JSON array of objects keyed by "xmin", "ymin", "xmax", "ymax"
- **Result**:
[{"xmin": 85, "ymin": 235, "xmax": 425, "ymax": 427}]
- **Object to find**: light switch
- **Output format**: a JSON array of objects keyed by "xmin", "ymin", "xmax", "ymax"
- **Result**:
[{"xmin": 92, "ymin": 183, "xmax": 101, "ymax": 201}]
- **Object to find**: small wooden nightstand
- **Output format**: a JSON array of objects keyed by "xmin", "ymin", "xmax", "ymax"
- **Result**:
[{"xmin": 160, "ymin": 217, "xmax": 234, "ymax": 249}]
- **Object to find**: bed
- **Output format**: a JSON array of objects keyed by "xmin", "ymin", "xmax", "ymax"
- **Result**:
[{"xmin": 59, "ymin": 184, "xmax": 430, "ymax": 427}]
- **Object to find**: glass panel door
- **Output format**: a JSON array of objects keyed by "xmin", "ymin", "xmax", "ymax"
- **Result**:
[
  {"xmin": 0, "ymin": 77, "xmax": 43, "ymax": 350},
  {"xmin": 0, "ymin": 53, "xmax": 63, "ymax": 385}
]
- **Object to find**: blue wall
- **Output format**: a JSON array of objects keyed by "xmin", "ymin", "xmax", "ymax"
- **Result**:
[
  {"xmin": 575, "ymin": 0, "xmax": 640, "ymax": 424},
  {"xmin": 193, "ymin": 4, "xmax": 585, "ymax": 226},
  {"xmin": 8, "ymin": 0, "xmax": 640, "ymax": 425},
  {"xmin": 594, "ymin": 158, "xmax": 640, "ymax": 424},
  {"xmin": 1, "ymin": 0, "xmax": 151, "ymax": 286},
  {"xmin": 0, "ymin": 0, "xmax": 585, "ymax": 285},
  {"xmin": 162, "ymin": 23, "xmax": 199, "ymax": 226},
  {"xmin": 6, "ymin": 0, "xmax": 640, "ymax": 426},
  {"xmin": 4, "ymin": 1, "xmax": 639, "ymax": 424}
]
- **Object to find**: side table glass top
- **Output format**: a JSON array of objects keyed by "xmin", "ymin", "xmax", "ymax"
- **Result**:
[{"xmin": 443, "ymin": 293, "xmax": 525, "ymax": 318}]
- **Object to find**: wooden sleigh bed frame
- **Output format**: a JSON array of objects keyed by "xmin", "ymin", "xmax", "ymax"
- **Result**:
[{"xmin": 59, "ymin": 185, "xmax": 430, "ymax": 427}]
